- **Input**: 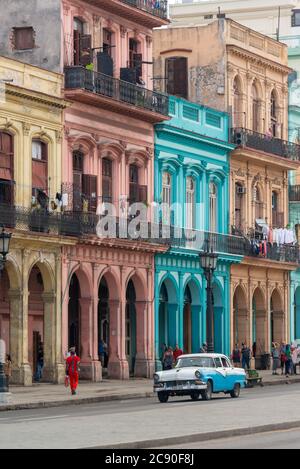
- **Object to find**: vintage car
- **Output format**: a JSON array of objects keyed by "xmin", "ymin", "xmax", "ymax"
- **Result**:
[{"xmin": 153, "ymin": 353, "xmax": 246, "ymax": 403}]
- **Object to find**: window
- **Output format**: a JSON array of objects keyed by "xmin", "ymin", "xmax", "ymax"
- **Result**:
[
  {"xmin": 292, "ymin": 10, "xmax": 300, "ymax": 27},
  {"xmin": 166, "ymin": 57, "xmax": 188, "ymax": 99},
  {"xmin": 0, "ymin": 132, "xmax": 13, "ymax": 181},
  {"xmin": 73, "ymin": 150, "xmax": 84, "ymax": 211},
  {"xmin": 233, "ymin": 77, "xmax": 243, "ymax": 128},
  {"xmin": 102, "ymin": 158, "xmax": 113, "ymax": 203},
  {"xmin": 73, "ymin": 18, "xmax": 91, "ymax": 66},
  {"xmin": 270, "ymin": 90, "xmax": 278, "ymax": 137},
  {"xmin": 13, "ymin": 27, "xmax": 35, "ymax": 50},
  {"xmin": 251, "ymin": 83, "xmax": 260, "ymax": 133},
  {"xmin": 235, "ymin": 183, "xmax": 244, "ymax": 230},
  {"xmin": 253, "ymin": 184, "xmax": 263, "ymax": 220},
  {"xmin": 209, "ymin": 182, "xmax": 217, "ymax": 232},
  {"xmin": 162, "ymin": 172, "xmax": 171, "ymax": 223},
  {"xmin": 221, "ymin": 357, "xmax": 229, "ymax": 368},
  {"xmin": 214, "ymin": 357, "xmax": 222, "ymax": 368},
  {"xmin": 32, "ymin": 140, "xmax": 48, "ymax": 198},
  {"xmin": 129, "ymin": 38, "xmax": 142, "ymax": 82},
  {"xmin": 186, "ymin": 176, "xmax": 195, "ymax": 230},
  {"xmin": 103, "ymin": 29, "xmax": 113, "ymax": 56},
  {"xmin": 73, "ymin": 150, "xmax": 84, "ymax": 172},
  {"xmin": 129, "ymin": 164, "xmax": 139, "ymax": 203}
]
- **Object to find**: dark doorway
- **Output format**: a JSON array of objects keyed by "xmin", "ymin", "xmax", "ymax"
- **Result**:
[{"xmin": 68, "ymin": 274, "xmax": 80, "ymax": 354}]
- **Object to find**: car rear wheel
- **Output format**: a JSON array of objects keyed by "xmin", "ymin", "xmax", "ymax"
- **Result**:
[
  {"xmin": 190, "ymin": 391, "xmax": 200, "ymax": 401},
  {"xmin": 201, "ymin": 381, "xmax": 212, "ymax": 401},
  {"xmin": 158, "ymin": 392, "xmax": 169, "ymax": 403},
  {"xmin": 230, "ymin": 383, "xmax": 241, "ymax": 398}
]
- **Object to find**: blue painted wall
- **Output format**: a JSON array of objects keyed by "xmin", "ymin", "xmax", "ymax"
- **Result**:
[{"xmin": 154, "ymin": 96, "xmax": 242, "ymax": 369}]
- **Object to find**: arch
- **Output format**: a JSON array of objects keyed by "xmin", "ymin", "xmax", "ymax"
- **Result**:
[
  {"xmin": 27, "ymin": 259, "xmax": 55, "ymax": 294},
  {"xmin": 233, "ymin": 74, "xmax": 244, "ymax": 127},
  {"xmin": 212, "ymin": 281, "xmax": 225, "ymax": 353},
  {"xmin": 70, "ymin": 135, "xmax": 97, "ymax": 155},
  {"xmin": 125, "ymin": 279, "xmax": 137, "ymax": 375},
  {"xmin": 158, "ymin": 273, "xmax": 179, "ymax": 305},
  {"xmin": 252, "ymin": 287, "xmax": 267, "ymax": 357},
  {"xmin": 5, "ymin": 256, "xmax": 21, "ymax": 290},
  {"xmin": 28, "ymin": 264, "xmax": 45, "ymax": 380},
  {"xmin": 183, "ymin": 277, "xmax": 202, "ymax": 354},
  {"xmin": 125, "ymin": 269, "xmax": 147, "ymax": 303},
  {"xmin": 99, "ymin": 142, "xmax": 124, "ymax": 162},
  {"xmin": 183, "ymin": 276, "xmax": 201, "ymax": 305},
  {"xmin": 68, "ymin": 264, "xmax": 92, "ymax": 299},
  {"xmin": 126, "ymin": 148, "xmax": 151, "ymax": 168},
  {"xmin": 98, "ymin": 267, "xmax": 120, "ymax": 302},
  {"xmin": 98, "ymin": 276, "xmax": 110, "ymax": 370},
  {"xmin": 233, "ymin": 285, "xmax": 248, "ymax": 347},
  {"xmin": 270, "ymin": 288, "xmax": 284, "ymax": 345}
]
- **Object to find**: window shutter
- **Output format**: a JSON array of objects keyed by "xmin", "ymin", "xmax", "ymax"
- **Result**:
[
  {"xmin": 97, "ymin": 52, "xmax": 113, "ymax": 76},
  {"xmin": 0, "ymin": 133, "xmax": 13, "ymax": 180},
  {"xmin": 74, "ymin": 30, "xmax": 80, "ymax": 65},
  {"xmin": 14, "ymin": 27, "xmax": 34, "ymax": 50},
  {"xmin": 32, "ymin": 161, "xmax": 47, "ymax": 191},
  {"xmin": 138, "ymin": 185, "xmax": 147, "ymax": 204},
  {"xmin": 120, "ymin": 67, "xmax": 137, "ymax": 84},
  {"xmin": 80, "ymin": 34, "xmax": 92, "ymax": 66},
  {"xmin": 166, "ymin": 57, "xmax": 188, "ymax": 98},
  {"xmin": 129, "ymin": 183, "xmax": 139, "ymax": 203},
  {"xmin": 0, "ymin": 179, "xmax": 14, "ymax": 205},
  {"xmin": 133, "ymin": 53, "xmax": 143, "ymax": 79},
  {"xmin": 82, "ymin": 174, "xmax": 97, "ymax": 212},
  {"xmin": 73, "ymin": 172, "xmax": 82, "ymax": 211}
]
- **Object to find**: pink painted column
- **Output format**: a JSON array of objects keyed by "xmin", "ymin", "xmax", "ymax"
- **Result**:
[
  {"xmin": 134, "ymin": 300, "xmax": 154, "ymax": 378},
  {"xmin": 107, "ymin": 300, "xmax": 129, "ymax": 379},
  {"xmin": 92, "ymin": 264, "xmax": 102, "ymax": 382},
  {"xmin": 79, "ymin": 297, "xmax": 93, "ymax": 380},
  {"xmin": 61, "ymin": 255, "xmax": 70, "ymax": 359}
]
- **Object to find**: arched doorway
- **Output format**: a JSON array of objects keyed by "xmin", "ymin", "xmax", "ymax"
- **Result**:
[
  {"xmin": 183, "ymin": 284, "xmax": 192, "ymax": 354},
  {"xmin": 0, "ymin": 268, "xmax": 10, "ymax": 354},
  {"xmin": 98, "ymin": 277, "xmax": 109, "ymax": 370},
  {"xmin": 294, "ymin": 287, "xmax": 300, "ymax": 341},
  {"xmin": 158, "ymin": 277, "xmax": 178, "ymax": 358},
  {"xmin": 212, "ymin": 282, "xmax": 224, "ymax": 353},
  {"xmin": 233, "ymin": 286, "xmax": 248, "ymax": 347},
  {"xmin": 68, "ymin": 274, "xmax": 80, "ymax": 354},
  {"xmin": 270, "ymin": 289, "xmax": 284, "ymax": 345},
  {"xmin": 252, "ymin": 288, "xmax": 266, "ymax": 356},
  {"xmin": 28, "ymin": 266, "xmax": 44, "ymax": 380},
  {"xmin": 159, "ymin": 282, "xmax": 168, "ymax": 357},
  {"xmin": 125, "ymin": 280, "xmax": 137, "ymax": 375}
]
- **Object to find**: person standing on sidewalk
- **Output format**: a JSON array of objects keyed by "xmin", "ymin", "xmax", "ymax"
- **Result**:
[
  {"xmin": 231, "ymin": 344, "xmax": 241, "ymax": 367},
  {"xmin": 285, "ymin": 344, "xmax": 292, "ymax": 377},
  {"xmin": 271, "ymin": 342, "xmax": 280, "ymax": 375},
  {"xmin": 280, "ymin": 342, "xmax": 286, "ymax": 375},
  {"xmin": 4, "ymin": 354, "xmax": 12, "ymax": 388},
  {"xmin": 241, "ymin": 343, "xmax": 251, "ymax": 370},
  {"xmin": 66, "ymin": 347, "xmax": 81, "ymax": 395}
]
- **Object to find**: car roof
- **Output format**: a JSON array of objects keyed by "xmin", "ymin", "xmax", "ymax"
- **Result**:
[{"xmin": 177, "ymin": 353, "xmax": 229, "ymax": 359}]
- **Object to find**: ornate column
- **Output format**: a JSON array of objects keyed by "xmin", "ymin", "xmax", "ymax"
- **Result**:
[
  {"xmin": 8, "ymin": 289, "xmax": 31, "ymax": 385},
  {"xmin": 107, "ymin": 300, "xmax": 129, "ymax": 379},
  {"xmin": 134, "ymin": 300, "xmax": 152, "ymax": 377},
  {"xmin": 92, "ymin": 263, "xmax": 102, "ymax": 382},
  {"xmin": 79, "ymin": 297, "xmax": 93, "ymax": 380},
  {"xmin": 178, "ymin": 272, "xmax": 184, "ymax": 350},
  {"xmin": 42, "ymin": 292, "xmax": 57, "ymax": 383}
]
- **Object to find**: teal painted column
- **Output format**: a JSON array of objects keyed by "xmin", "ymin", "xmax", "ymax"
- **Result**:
[
  {"xmin": 168, "ymin": 304, "xmax": 178, "ymax": 348},
  {"xmin": 214, "ymin": 306, "xmax": 224, "ymax": 353},
  {"xmin": 191, "ymin": 305, "xmax": 202, "ymax": 352},
  {"xmin": 290, "ymin": 276, "xmax": 296, "ymax": 342},
  {"xmin": 224, "ymin": 271, "xmax": 230, "ymax": 356},
  {"xmin": 154, "ymin": 267, "xmax": 162, "ymax": 371},
  {"xmin": 178, "ymin": 273, "xmax": 184, "ymax": 349}
]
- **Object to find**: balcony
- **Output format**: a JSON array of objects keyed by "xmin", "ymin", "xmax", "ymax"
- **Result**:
[
  {"xmin": 84, "ymin": 0, "xmax": 169, "ymax": 28},
  {"xmin": 231, "ymin": 128, "xmax": 300, "ymax": 162},
  {"xmin": 64, "ymin": 67, "xmax": 169, "ymax": 123}
]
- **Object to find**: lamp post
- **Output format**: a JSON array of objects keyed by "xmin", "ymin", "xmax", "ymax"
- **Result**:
[
  {"xmin": 199, "ymin": 241, "xmax": 218, "ymax": 354},
  {"xmin": 0, "ymin": 228, "xmax": 11, "ymax": 396}
]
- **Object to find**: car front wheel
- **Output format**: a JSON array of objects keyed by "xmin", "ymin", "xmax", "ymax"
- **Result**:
[
  {"xmin": 230, "ymin": 383, "xmax": 241, "ymax": 398},
  {"xmin": 201, "ymin": 381, "xmax": 212, "ymax": 401},
  {"xmin": 158, "ymin": 392, "xmax": 169, "ymax": 403}
]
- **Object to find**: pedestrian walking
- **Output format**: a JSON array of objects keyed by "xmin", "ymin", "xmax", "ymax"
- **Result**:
[
  {"xmin": 231, "ymin": 344, "xmax": 241, "ymax": 367},
  {"xmin": 173, "ymin": 344, "xmax": 183, "ymax": 362},
  {"xmin": 280, "ymin": 342, "xmax": 286, "ymax": 375},
  {"xmin": 292, "ymin": 345, "xmax": 299, "ymax": 375},
  {"xmin": 66, "ymin": 347, "xmax": 81, "ymax": 395},
  {"xmin": 271, "ymin": 342, "xmax": 280, "ymax": 375},
  {"xmin": 35, "ymin": 341, "xmax": 44, "ymax": 382},
  {"xmin": 163, "ymin": 347, "xmax": 174, "ymax": 370},
  {"xmin": 241, "ymin": 343, "xmax": 251, "ymax": 370},
  {"xmin": 199, "ymin": 342, "xmax": 208, "ymax": 353},
  {"xmin": 4, "ymin": 354, "xmax": 12, "ymax": 388},
  {"xmin": 285, "ymin": 343, "xmax": 292, "ymax": 377}
]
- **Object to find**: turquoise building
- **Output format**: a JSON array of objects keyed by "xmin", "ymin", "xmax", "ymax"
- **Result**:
[{"xmin": 154, "ymin": 96, "xmax": 243, "ymax": 369}]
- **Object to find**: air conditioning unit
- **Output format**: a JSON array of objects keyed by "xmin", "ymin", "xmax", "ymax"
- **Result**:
[{"xmin": 236, "ymin": 186, "xmax": 246, "ymax": 194}]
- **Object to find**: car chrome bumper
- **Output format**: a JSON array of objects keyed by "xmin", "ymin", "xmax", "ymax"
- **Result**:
[{"xmin": 153, "ymin": 381, "xmax": 207, "ymax": 392}]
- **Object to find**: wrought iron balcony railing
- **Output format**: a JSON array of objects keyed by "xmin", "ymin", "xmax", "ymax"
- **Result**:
[
  {"xmin": 121, "ymin": 0, "xmax": 168, "ymax": 19},
  {"xmin": 290, "ymin": 185, "xmax": 300, "ymax": 202},
  {"xmin": 64, "ymin": 67, "xmax": 169, "ymax": 116},
  {"xmin": 231, "ymin": 128, "xmax": 300, "ymax": 161}
]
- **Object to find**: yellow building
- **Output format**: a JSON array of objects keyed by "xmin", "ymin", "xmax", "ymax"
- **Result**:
[
  {"xmin": 0, "ymin": 56, "xmax": 72, "ymax": 385},
  {"xmin": 153, "ymin": 19, "xmax": 300, "ymax": 363}
]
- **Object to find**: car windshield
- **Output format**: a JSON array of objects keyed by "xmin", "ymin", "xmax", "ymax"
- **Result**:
[{"xmin": 176, "ymin": 357, "xmax": 215, "ymax": 368}]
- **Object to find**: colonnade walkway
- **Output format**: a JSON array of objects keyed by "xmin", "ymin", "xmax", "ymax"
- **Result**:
[{"xmin": 2, "ymin": 371, "xmax": 300, "ymax": 412}]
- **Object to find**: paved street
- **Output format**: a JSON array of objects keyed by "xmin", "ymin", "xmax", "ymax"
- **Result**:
[
  {"xmin": 163, "ymin": 428, "xmax": 300, "ymax": 449},
  {"xmin": 1, "ymin": 384, "xmax": 300, "ymax": 449}
]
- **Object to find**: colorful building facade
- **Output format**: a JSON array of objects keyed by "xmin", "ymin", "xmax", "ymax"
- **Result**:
[
  {"xmin": 153, "ymin": 19, "xmax": 300, "ymax": 364},
  {"xmin": 154, "ymin": 96, "xmax": 241, "ymax": 368},
  {"xmin": 0, "ymin": 55, "xmax": 69, "ymax": 385}
]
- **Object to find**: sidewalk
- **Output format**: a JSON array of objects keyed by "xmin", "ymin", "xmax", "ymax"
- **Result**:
[{"xmin": 1, "ymin": 370, "xmax": 300, "ymax": 412}]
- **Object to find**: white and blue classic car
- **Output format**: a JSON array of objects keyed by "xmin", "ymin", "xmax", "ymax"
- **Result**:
[{"xmin": 153, "ymin": 353, "xmax": 246, "ymax": 403}]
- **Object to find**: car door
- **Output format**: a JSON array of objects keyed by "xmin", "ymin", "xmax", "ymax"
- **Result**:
[
  {"xmin": 213, "ymin": 357, "xmax": 228, "ymax": 391},
  {"xmin": 221, "ymin": 356, "xmax": 236, "ymax": 390}
]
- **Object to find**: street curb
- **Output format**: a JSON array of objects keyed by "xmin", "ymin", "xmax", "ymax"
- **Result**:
[
  {"xmin": 90, "ymin": 420, "xmax": 300, "ymax": 449},
  {"xmin": 1, "ymin": 376, "xmax": 300, "ymax": 412},
  {"xmin": 0, "ymin": 391, "xmax": 155, "ymax": 412}
]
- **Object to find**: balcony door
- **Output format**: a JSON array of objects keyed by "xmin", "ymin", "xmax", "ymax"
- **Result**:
[{"xmin": 166, "ymin": 57, "xmax": 188, "ymax": 99}]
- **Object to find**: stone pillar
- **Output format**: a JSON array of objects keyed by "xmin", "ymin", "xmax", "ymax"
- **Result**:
[
  {"xmin": 9, "ymin": 289, "xmax": 32, "ymax": 386},
  {"xmin": 79, "ymin": 297, "xmax": 94, "ymax": 380},
  {"xmin": 92, "ymin": 264, "xmax": 102, "ymax": 382},
  {"xmin": 107, "ymin": 300, "xmax": 129, "ymax": 379},
  {"xmin": 42, "ymin": 292, "xmax": 56, "ymax": 383},
  {"xmin": 135, "ymin": 301, "xmax": 153, "ymax": 377}
]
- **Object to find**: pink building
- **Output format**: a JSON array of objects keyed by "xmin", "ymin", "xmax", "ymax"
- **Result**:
[{"xmin": 61, "ymin": 0, "xmax": 169, "ymax": 380}]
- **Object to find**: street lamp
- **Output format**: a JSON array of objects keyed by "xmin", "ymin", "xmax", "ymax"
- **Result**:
[
  {"xmin": 0, "ymin": 228, "xmax": 11, "ymax": 396},
  {"xmin": 199, "ymin": 241, "xmax": 218, "ymax": 353}
]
